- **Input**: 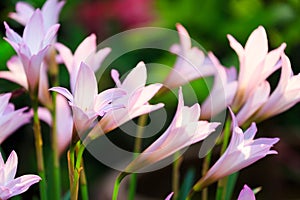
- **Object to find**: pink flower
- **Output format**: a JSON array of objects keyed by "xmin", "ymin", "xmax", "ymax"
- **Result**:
[
  {"xmin": 0, "ymin": 151, "xmax": 41, "ymax": 200},
  {"xmin": 55, "ymin": 34, "xmax": 111, "ymax": 92},
  {"xmin": 228, "ymin": 26, "xmax": 286, "ymax": 109},
  {"xmin": 194, "ymin": 109, "xmax": 279, "ymax": 189},
  {"xmin": 36, "ymin": 95, "xmax": 73, "ymax": 155},
  {"xmin": 0, "ymin": 56, "xmax": 52, "ymax": 107},
  {"xmin": 4, "ymin": 10, "xmax": 59, "ymax": 93},
  {"xmin": 87, "ymin": 62, "xmax": 164, "ymax": 140},
  {"xmin": 201, "ymin": 52, "xmax": 237, "ymax": 119},
  {"xmin": 0, "ymin": 93, "xmax": 31, "ymax": 144},
  {"xmin": 237, "ymin": 185, "xmax": 256, "ymax": 200},
  {"xmin": 253, "ymin": 54, "xmax": 300, "ymax": 121},
  {"xmin": 124, "ymin": 88, "xmax": 219, "ymax": 173},
  {"xmin": 50, "ymin": 62, "xmax": 125, "ymax": 135},
  {"xmin": 9, "ymin": 0, "xmax": 65, "ymax": 30},
  {"xmin": 163, "ymin": 24, "xmax": 215, "ymax": 89}
]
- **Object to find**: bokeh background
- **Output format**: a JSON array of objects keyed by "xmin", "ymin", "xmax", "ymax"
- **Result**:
[{"xmin": 0, "ymin": 0, "xmax": 300, "ymax": 199}]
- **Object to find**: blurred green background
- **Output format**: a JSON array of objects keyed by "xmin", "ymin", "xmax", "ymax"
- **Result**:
[{"xmin": 0, "ymin": 0, "xmax": 300, "ymax": 199}]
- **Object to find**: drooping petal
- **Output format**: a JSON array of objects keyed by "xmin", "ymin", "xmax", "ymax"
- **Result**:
[
  {"xmin": 5, "ymin": 175, "xmax": 41, "ymax": 199},
  {"xmin": 49, "ymin": 87, "xmax": 74, "ymax": 102}
]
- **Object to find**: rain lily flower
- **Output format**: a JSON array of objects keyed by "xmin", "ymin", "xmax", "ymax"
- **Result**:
[
  {"xmin": 201, "ymin": 52, "xmax": 237, "ymax": 119},
  {"xmin": 86, "ymin": 61, "xmax": 164, "ymax": 140},
  {"xmin": 0, "ymin": 93, "xmax": 31, "ymax": 144},
  {"xmin": 55, "ymin": 33, "xmax": 111, "ymax": 92},
  {"xmin": 9, "ymin": 0, "xmax": 65, "ymax": 31},
  {"xmin": 163, "ymin": 23, "xmax": 215, "ymax": 89},
  {"xmin": 253, "ymin": 54, "xmax": 300, "ymax": 121},
  {"xmin": 193, "ymin": 109, "xmax": 279, "ymax": 190},
  {"xmin": 4, "ymin": 10, "xmax": 60, "ymax": 93},
  {"xmin": 228, "ymin": 26, "xmax": 286, "ymax": 110},
  {"xmin": 35, "ymin": 95, "xmax": 73, "ymax": 155},
  {"xmin": 237, "ymin": 185, "xmax": 256, "ymax": 200},
  {"xmin": 124, "ymin": 88, "xmax": 219, "ymax": 173},
  {"xmin": 0, "ymin": 151, "xmax": 41, "ymax": 200},
  {"xmin": 50, "ymin": 62, "xmax": 125, "ymax": 135},
  {"xmin": 0, "ymin": 56, "xmax": 52, "ymax": 107}
]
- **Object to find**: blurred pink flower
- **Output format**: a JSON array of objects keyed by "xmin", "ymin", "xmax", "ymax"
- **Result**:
[
  {"xmin": 201, "ymin": 52, "xmax": 237, "ymax": 119},
  {"xmin": 0, "ymin": 56, "xmax": 52, "ymax": 107},
  {"xmin": 228, "ymin": 26, "xmax": 286, "ymax": 109},
  {"xmin": 4, "ymin": 10, "xmax": 59, "ymax": 93},
  {"xmin": 237, "ymin": 185, "xmax": 256, "ymax": 200},
  {"xmin": 164, "ymin": 24, "xmax": 215, "ymax": 89},
  {"xmin": 124, "ymin": 88, "xmax": 219, "ymax": 173},
  {"xmin": 87, "ymin": 62, "xmax": 163, "ymax": 140},
  {"xmin": 0, "ymin": 93, "xmax": 31, "ymax": 144},
  {"xmin": 78, "ymin": 0, "xmax": 154, "ymax": 34},
  {"xmin": 50, "ymin": 62, "xmax": 125, "ymax": 135},
  {"xmin": 36, "ymin": 95, "xmax": 73, "ymax": 155},
  {"xmin": 9, "ymin": 0, "xmax": 65, "ymax": 30},
  {"xmin": 195, "ymin": 109, "xmax": 279, "ymax": 189},
  {"xmin": 0, "ymin": 151, "xmax": 41, "ymax": 200},
  {"xmin": 55, "ymin": 34, "xmax": 111, "ymax": 92},
  {"xmin": 253, "ymin": 54, "xmax": 300, "ymax": 121}
]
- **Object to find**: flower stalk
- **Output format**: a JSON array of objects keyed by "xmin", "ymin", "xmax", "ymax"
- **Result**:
[{"xmin": 32, "ymin": 94, "xmax": 47, "ymax": 200}]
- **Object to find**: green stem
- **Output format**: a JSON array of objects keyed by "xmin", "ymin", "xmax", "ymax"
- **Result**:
[
  {"xmin": 51, "ymin": 91, "xmax": 61, "ymax": 200},
  {"xmin": 172, "ymin": 153, "xmax": 183, "ymax": 200},
  {"xmin": 80, "ymin": 164, "xmax": 89, "ymax": 200},
  {"xmin": 113, "ymin": 172, "xmax": 128, "ymax": 200},
  {"xmin": 32, "ymin": 96, "xmax": 47, "ymax": 200},
  {"xmin": 128, "ymin": 114, "xmax": 148, "ymax": 200},
  {"xmin": 216, "ymin": 118, "xmax": 232, "ymax": 200},
  {"xmin": 201, "ymin": 150, "xmax": 212, "ymax": 200},
  {"xmin": 70, "ymin": 142, "xmax": 86, "ymax": 200},
  {"xmin": 48, "ymin": 48, "xmax": 61, "ymax": 200}
]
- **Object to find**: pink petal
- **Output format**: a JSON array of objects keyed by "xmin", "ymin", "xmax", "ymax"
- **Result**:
[
  {"xmin": 86, "ymin": 47, "xmax": 111, "ymax": 72},
  {"xmin": 71, "ymin": 105, "xmax": 94, "ymax": 134},
  {"xmin": 42, "ymin": 24, "xmax": 60, "ymax": 47},
  {"xmin": 55, "ymin": 43, "xmax": 73, "ymax": 73},
  {"xmin": 49, "ymin": 87, "xmax": 73, "ymax": 102},
  {"xmin": 74, "ymin": 34, "xmax": 97, "ymax": 66},
  {"xmin": 165, "ymin": 192, "xmax": 174, "ymax": 200},
  {"xmin": 6, "ymin": 174, "xmax": 41, "ymax": 198},
  {"xmin": 9, "ymin": 2, "xmax": 34, "ymax": 25},
  {"xmin": 238, "ymin": 185, "xmax": 256, "ymax": 200},
  {"xmin": 0, "ymin": 56, "xmax": 28, "ymax": 89},
  {"xmin": 111, "ymin": 69, "xmax": 121, "ymax": 87},
  {"xmin": 23, "ymin": 10, "xmax": 45, "ymax": 54},
  {"xmin": 236, "ymin": 81, "xmax": 270, "ymax": 125},
  {"xmin": 244, "ymin": 26, "xmax": 268, "ymax": 70},
  {"xmin": 56, "ymin": 95, "xmax": 73, "ymax": 154},
  {"xmin": 38, "ymin": 63, "xmax": 52, "ymax": 107},
  {"xmin": 4, "ymin": 151, "xmax": 18, "ymax": 183},
  {"xmin": 121, "ymin": 61, "xmax": 147, "ymax": 92},
  {"xmin": 74, "ymin": 62, "xmax": 97, "ymax": 109},
  {"xmin": 42, "ymin": 0, "xmax": 65, "ymax": 29},
  {"xmin": 176, "ymin": 23, "xmax": 191, "ymax": 51},
  {"xmin": 94, "ymin": 88, "xmax": 126, "ymax": 112},
  {"xmin": 0, "ymin": 93, "xmax": 12, "ymax": 114}
]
